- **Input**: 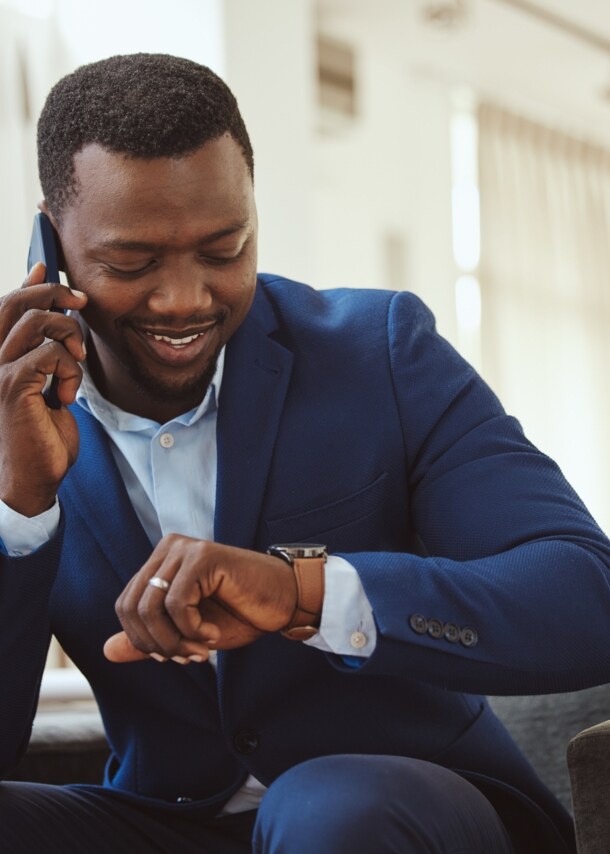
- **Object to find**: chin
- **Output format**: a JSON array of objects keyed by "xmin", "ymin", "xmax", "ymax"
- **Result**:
[{"xmin": 129, "ymin": 361, "xmax": 218, "ymax": 408}]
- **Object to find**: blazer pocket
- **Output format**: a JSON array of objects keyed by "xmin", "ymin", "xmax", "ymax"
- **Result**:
[{"xmin": 264, "ymin": 472, "xmax": 388, "ymax": 547}]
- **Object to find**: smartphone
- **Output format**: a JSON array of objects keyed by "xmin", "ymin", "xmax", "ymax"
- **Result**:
[{"xmin": 27, "ymin": 212, "xmax": 64, "ymax": 409}]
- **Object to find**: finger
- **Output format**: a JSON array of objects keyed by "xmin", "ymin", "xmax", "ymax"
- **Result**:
[
  {"xmin": 138, "ymin": 571, "xmax": 217, "ymax": 658},
  {"xmin": 24, "ymin": 261, "xmax": 48, "ymax": 286},
  {"xmin": 114, "ymin": 548, "xmax": 185, "ymax": 657},
  {"xmin": 194, "ymin": 597, "xmax": 262, "ymax": 649},
  {"xmin": 115, "ymin": 535, "xmax": 219, "ymax": 658},
  {"xmin": 0, "ymin": 283, "xmax": 86, "ymax": 346},
  {"xmin": 0, "ymin": 341, "xmax": 83, "ymax": 408},
  {"xmin": 103, "ymin": 631, "xmax": 149, "ymax": 662},
  {"xmin": 103, "ymin": 631, "xmax": 211, "ymax": 665},
  {"xmin": 0, "ymin": 310, "xmax": 86, "ymax": 364},
  {"xmin": 162, "ymin": 543, "xmax": 220, "ymax": 640},
  {"xmin": 19, "ymin": 278, "xmax": 86, "ymax": 308}
]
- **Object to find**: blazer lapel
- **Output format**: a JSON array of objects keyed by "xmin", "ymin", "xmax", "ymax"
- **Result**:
[
  {"xmin": 62, "ymin": 405, "xmax": 154, "ymax": 587},
  {"xmin": 214, "ymin": 282, "xmax": 293, "ymax": 550}
]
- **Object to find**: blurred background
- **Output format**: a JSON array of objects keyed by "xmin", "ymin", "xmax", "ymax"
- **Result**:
[{"xmin": 2, "ymin": 0, "xmax": 610, "ymax": 538}]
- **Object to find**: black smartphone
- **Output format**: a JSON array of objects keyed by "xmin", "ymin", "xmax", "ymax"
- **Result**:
[{"xmin": 27, "ymin": 212, "xmax": 63, "ymax": 409}]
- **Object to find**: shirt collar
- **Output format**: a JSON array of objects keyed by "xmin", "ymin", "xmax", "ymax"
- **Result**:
[{"xmin": 74, "ymin": 315, "xmax": 225, "ymax": 433}]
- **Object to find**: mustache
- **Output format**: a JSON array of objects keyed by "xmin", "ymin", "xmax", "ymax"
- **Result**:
[{"xmin": 122, "ymin": 310, "xmax": 228, "ymax": 331}]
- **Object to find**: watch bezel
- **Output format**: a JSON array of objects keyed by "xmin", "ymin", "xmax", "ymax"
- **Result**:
[{"xmin": 267, "ymin": 543, "xmax": 327, "ymax": 562}]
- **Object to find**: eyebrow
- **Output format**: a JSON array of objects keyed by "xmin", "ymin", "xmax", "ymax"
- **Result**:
[{"xmin": 96, "ymin": 221, "xmax": 251, "ymax": 252}]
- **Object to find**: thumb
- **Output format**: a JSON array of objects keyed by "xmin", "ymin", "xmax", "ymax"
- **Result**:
[{"xmin": 103, "ymin": 631, "xmax": 149, "ymax": 663}]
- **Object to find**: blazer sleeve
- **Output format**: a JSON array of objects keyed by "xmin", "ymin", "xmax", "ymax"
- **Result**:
[
  {"xmin": 0, "ymin": 520, "xmax": 63, "ymax": 777},
  {"xmin": 337, "ymin": 291, "xmax": 610, "ymax": 696}
]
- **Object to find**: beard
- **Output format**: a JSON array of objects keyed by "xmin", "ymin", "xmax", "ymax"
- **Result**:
[
  {"xmin": 123, "ymin": 346, "xmax": 220, "ymax": 408},
  {"xmin": 86, "ymin": 310, "xmax": 227, "ymax": 417}
]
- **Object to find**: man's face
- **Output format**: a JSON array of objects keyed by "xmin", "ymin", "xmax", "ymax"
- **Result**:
[{"xmin": 53, "ymin": 135, "xmax": 258, "ymax": 421}]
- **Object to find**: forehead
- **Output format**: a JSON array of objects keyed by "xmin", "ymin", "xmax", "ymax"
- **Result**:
[{"xmin": 64, "ymin": 135, "xmax": 254, "ymax": 235}]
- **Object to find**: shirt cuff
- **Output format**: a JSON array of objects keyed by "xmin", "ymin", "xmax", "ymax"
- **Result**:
[
  {"xmin": 304, "ymin": 555, "xmax": 377, "ymax": 657},
  {"xmin": 0, "ymin": 497, "xmax": 60, "ymax": 556}
]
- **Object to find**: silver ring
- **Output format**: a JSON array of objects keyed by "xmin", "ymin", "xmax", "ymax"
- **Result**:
[{"xmin": 148, "ymin": 577, "xmax": 171, "ymax": 592}]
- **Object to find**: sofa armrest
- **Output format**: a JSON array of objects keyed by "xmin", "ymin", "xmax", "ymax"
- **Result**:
[{"xmin": 567, "ymin": 720, "xmax": 610, "ymax": 853}]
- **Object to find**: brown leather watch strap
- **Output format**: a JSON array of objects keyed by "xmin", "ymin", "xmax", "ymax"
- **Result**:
[{"xmin": 281, "ymin": 556, "xmax": 326, "ymax": 640}]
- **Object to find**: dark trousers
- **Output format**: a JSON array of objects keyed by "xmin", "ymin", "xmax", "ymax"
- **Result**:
[{"xmin": 0, "ymin": 755, "xmax": 515, "ymax": 853}]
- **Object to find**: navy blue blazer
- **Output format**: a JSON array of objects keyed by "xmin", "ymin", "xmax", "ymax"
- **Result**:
[{"xmin": 3, "ymin": 274, "xmax": 610, "ymax": 851}]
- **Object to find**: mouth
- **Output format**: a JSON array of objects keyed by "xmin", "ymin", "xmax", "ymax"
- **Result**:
[
  {"xmin": 134, "ymin": 322, "xmax": 220, "ymax": 365},
  {"xmin": 145, "ymin": 331, "xmax": 206, "ymax": 349}
]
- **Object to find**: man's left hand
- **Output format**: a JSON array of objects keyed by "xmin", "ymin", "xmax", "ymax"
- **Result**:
[{"xmin": 104, "ymin": 535, "xmax": 298, "ymax": 663}]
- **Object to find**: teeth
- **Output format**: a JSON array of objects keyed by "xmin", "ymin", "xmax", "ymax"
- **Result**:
[{"xmin": 146, "ymin": 332, "xmax": 202, "ymax": 346}]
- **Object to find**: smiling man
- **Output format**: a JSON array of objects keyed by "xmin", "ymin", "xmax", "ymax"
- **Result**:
[{"xmin": 0, "ymin": 53, "xmax": 609, "ymax": 854}]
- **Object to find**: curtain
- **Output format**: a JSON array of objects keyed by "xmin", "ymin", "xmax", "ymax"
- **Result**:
[{"xmin": 478, "ymin": 103, "xmax": 610, "ymax": 532}]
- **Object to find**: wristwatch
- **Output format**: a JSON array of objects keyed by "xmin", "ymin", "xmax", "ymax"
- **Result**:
[{"xmin": 267, "ymin": 543, "xmax": 327, "ymax": 640}]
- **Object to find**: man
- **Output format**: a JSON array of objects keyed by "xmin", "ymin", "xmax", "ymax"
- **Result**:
[{"xmin": 0, "ymin": 53, "xmax": 608, "ymax": 853}]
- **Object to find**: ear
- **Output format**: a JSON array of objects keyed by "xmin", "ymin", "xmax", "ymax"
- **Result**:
[{"xmin": 37, "ymin": 200, "xmax": 67, "ymax": 273}]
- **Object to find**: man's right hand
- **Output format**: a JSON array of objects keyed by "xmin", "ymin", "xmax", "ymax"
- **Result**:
[{"xmin": 0, "ymin": 262, "xmax": 87, "ymax": 517}]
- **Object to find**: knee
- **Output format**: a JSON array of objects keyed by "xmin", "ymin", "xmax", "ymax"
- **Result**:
[{"xmin": 253, "ymin": 754, "xmax": 414, "ymax": 853}]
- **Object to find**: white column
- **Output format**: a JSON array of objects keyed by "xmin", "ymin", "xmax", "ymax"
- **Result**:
[{"xmin": 222, "ymin": 0, "xmax": 316, "ymax": 283}]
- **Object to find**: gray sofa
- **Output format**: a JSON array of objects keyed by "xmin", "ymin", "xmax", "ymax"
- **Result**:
[
  {"xmin": 489, "ymin": 685, "xmax": 610, "ymax": 815},
  {"xmin": 9, "ymin": 706, "xmax": 108, "ymax": 786},
  {"xmin": 567, "ymin": 718, "xmax": 610, "ymax": 854}
]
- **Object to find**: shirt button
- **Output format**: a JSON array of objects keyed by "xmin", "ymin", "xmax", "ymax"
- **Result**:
[
  {"xmin": 350, "ymin": 631, "xmax": 367, "ymax": 649},
  {"xmin": 159, "ymin": 432, "xmax": 175, "ymax": 449}
]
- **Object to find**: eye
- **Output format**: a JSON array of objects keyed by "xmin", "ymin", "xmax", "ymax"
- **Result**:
[
  {"xmin": 105, "ymin": 261, "xmax": 157, "ymax": 277},
  {"xmin": 200, "ymin": 255, "xmax": 235, "ymax": 267},
  {"xmin": 200, "ymin": 249, "xmax": 246, "ymax": 267}
]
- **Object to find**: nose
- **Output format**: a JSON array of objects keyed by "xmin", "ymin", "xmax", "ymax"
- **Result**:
[{"xmin": 147, "ymin": 262, "xmax": 213, "ymax": 316}]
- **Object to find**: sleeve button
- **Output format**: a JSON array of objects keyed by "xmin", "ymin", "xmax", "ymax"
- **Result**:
[
  {"xmin": 460, "ymin": 627, "xmax": 478, "ymax": 647},
  {"xmin": 427, "ymin": 619, "xmax": 444, "ymax": 639},
  {"xmin": 443, "ymin": 623, "xmax": 460, "ymax": 643},
  {"xmin": 409, "ymin": 614, "xmax": 428, "ymax": 634}
]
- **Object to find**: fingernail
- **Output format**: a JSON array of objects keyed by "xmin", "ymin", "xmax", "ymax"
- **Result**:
[
  {"xmin": 149, "ymin": 653, "xmax": 167, "ymax": 663},
  {"xmin": 171, "ymin": 656, "xmax": 189, "ymax": 664},
  {"xmin": 188, "ymin": 655, "xmax": 205, "ymax": 663},
  {"xmin": 70, "ymin": 288, "xmax": 86, "ymax": 298},
  {"xmin": 81, "ymin": 340, "xmax": 87, "ymax": 358}
]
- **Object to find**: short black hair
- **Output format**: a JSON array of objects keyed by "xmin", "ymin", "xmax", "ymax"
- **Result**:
[{"xmin": 38, "ymin": 53, "xmax": 254, "ymax": 220}]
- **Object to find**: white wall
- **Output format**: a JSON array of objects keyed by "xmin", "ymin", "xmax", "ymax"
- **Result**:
[
  {"xmin": 0, "ymin": 5, "xmax": 60, "ymax": 292},
  {"xmin": 311, "ymin": 15, "xmax": 457, "ymax": 343},
  {"xmin": 56, "ymin": 0, "xmax": 225, "ymax": 71}
]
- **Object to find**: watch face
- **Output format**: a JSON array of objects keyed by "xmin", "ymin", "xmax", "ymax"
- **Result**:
[{"xmin": 268, "ymin": 543, "xmax": 327, "ymax": 559}]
